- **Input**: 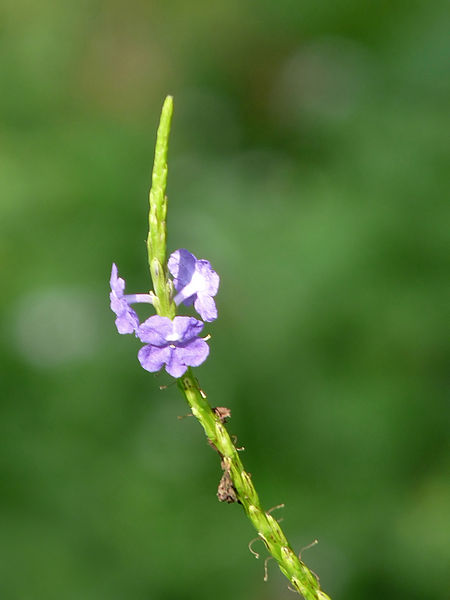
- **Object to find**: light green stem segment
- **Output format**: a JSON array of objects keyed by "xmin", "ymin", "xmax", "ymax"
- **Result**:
[
  {"xmin": 177, "ymin": 369, "xmax": 331, "ymax": 600},
  {"xmin": 147, "ymin": 97, "xmax": 330, "ymax": 599},
  {"xmin": 147, "ymin": 95, "xmax": 176, "ymax": 318}
]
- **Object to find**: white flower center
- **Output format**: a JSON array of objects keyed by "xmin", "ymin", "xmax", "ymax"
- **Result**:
[
  {"xmin": 166, "ymin": 332, "xmax": 180, "ymax": 343},
  {"xmin": 190, "ymin": 270, "xmax": 205, "ymax": 291}
]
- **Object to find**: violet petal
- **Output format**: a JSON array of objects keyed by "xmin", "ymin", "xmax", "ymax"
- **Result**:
[
  {"xmin": 169, "ymin": 249, "xmax": 219, "ymax": 322},
  {"xmin": 165, "ymin": 352, "xmax": 189, "ymax": 378},
  {"xmin": 138, "ymin": 345, "xmax": 172, "ymax": 373},
  {"xmin": 168, "ymin": 249, "xmax": 196, "ymax": 288},
  {"xmin": 172, "ymin": 316, "xmax": 204, "ymax": 341},
  {"xmin": 110, "ymin": 263, "xmax": 140, "ymax": 334},
  {"xmin": 194, "ymin": 294, "xmax": 217, "ymax": 322},
  {"xmin": 137, "ymin": 315, "xmax": 174, "ymax": 346},
  {"xmin": 176, "ymin": 339, "xmax": 210, "ymax": 368}
]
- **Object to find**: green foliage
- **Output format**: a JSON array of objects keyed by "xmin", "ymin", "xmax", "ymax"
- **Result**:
[{"xmin": 0, "ymin": 2, "xmax": 448, "ymax": 599}]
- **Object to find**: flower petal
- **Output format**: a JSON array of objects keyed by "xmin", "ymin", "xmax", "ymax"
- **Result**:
[
  {"xmin": 176, "ymin": 338, "xmax": 210, "ymax": 368},
  {"xmin": 110, "ymin": 263, "xmax": 125, "ymax": 296},
  {"xmin": 169, "ymin": 250, "xmax": 219, "ymax": 320},
  {"xmin": 137, "ymin": 315, "xmax": 174, "ymax": 346},
  {"xmin": 194, "ymin": 294, "xmax": 217, "ymax": 322},
  {"xmin": 109, "ymin": 263, "xmax": 140, "ymax": 334},
  {"xmin": 172, "ymin": 316, "xmax": 204, "ymax": 342},
  {"xmin": 110, "ymin": 292, "xmax": 127, "ymax": 315},
  {"xmin": 165, "ymin": 352, "xmax": 189, "ymax": 378},
  {"xmin": 138, "ymin": 344, "xmax": 172, "ymax": 373},
  {"xmin": 168, "ymin": 249, "xmax": 196, "ymax": 290},
  {"xmin": 115, "ymin": 308, "xmax": 139, "ymax": 334},
  {"xmin": 196, "ymin": 260, "xmax": 220, "ymax": 295}
]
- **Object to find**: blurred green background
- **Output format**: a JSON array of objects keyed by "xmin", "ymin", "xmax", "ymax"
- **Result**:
[{"xmin": 1, "ymin": 1, "xmax": 448, "ymax": 599}]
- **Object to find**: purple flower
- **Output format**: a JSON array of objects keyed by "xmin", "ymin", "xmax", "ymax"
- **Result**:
[
  {"xmin": 110, "ymin": 264, "xmax": 154, "ymax": 334},
  {"xmin": 136, "ymin": 315, "xmax": 209, "ymax": 377},
  {"xmin": 168, "ymin": 249, "xmax": 219, "ymax": 322}
]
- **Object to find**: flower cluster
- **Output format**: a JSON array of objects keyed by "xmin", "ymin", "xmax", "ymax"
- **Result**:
[{"xmin": 109, "ymin": 249, "xmax": 219, "ymax": 377}]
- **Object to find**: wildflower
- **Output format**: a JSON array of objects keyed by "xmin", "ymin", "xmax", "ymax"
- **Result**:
[
  {"xmin": 136, "ymin": 315, "xmax": 209, "ymax": 377},
  {"xmin": 109, "ymin": 264, "xmax": 153, "ymax": 334},
  {"xmin": 168, "ymin": 249, "xmax": 219, "ymax": 322}
]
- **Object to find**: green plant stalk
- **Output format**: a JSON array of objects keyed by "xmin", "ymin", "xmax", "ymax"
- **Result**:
[
  {"xmin": 147, "ymin": 95, "xmax": 176, "ymax": 319},
  {"xmin": 178, "ymin": 370, "xmax": 331, "ymax": 600},
  {"xmin": 148, "ymin": 96, "xmax": 331, "ymax": 600}
]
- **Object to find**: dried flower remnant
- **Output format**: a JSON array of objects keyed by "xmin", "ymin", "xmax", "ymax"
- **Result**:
[
  {"xmin": 136, "ymin": 315, "xmax": 209, "ymax": 377},
  {"xmin": 169, "ymin": 249, "xmax": 220, "ymax": 322},
  {"xmin": 217, "ymin": 458, "xmax": 238, "ymax": 504},
  {"xmin": 213, "ymin": 406, "xmax": 232, "ymax": 423}
]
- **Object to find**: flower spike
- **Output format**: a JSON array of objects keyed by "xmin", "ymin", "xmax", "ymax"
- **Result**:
[{"xmin": 109, "ymin": 96, "xmax": 331, "ymax": 600}]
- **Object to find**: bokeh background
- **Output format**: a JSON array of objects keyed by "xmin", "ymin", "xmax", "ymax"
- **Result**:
[{"xmin": 1, "ymin": 2, "xmax": 448, "ymax": 599}]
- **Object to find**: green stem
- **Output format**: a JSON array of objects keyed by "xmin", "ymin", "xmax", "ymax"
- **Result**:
[{"xmin": 177, "ymin": 369, "xmax": 331, "ymax": 600}]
